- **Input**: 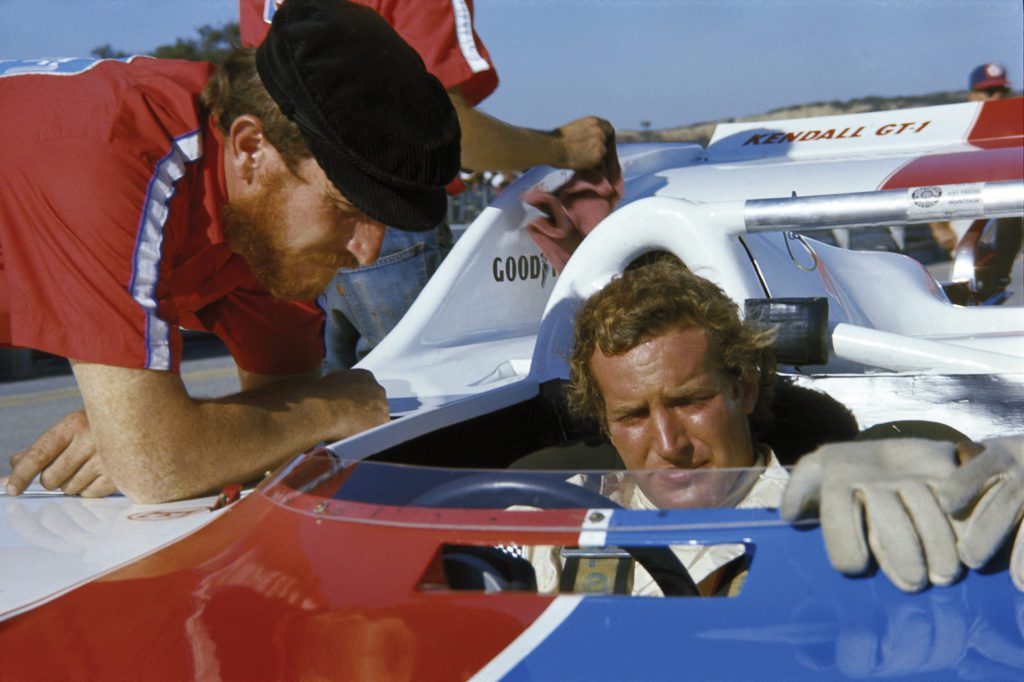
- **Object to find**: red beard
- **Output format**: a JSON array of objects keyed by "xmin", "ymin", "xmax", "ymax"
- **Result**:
[{"xmin": 222, "ymin": 172, "xmax": 355, "ymax": 300}]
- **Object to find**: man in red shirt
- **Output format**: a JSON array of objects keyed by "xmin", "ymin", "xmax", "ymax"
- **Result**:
[
  {"xmin": 241, "ymin": 0, "xmax": 616, "ymax": 369},
  {"xmin": 1, "ymin": 0, "xmax": 460, "ymax": 502}
]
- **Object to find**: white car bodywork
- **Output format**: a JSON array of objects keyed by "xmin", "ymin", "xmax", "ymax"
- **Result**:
[{"xmin": 361, "ymin": 100, "xmax": 1023, "ymax": 440}]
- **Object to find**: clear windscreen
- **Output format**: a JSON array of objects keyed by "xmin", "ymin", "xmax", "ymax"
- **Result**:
[{"xmin": 259, "ymin": 450, "xmax": 790, "ymax": 533}]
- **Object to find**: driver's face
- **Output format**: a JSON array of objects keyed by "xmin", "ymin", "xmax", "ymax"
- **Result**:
[{"xmin": 591, "ymin": 326, "xmax": 758, "ymax": 507}]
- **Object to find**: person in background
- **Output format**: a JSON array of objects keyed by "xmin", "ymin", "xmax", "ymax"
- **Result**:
[
  {"xmin": 929, "ymin": 62, "xmax": 1015, "ymax": 261},
  {"xmin": 967, "ymin": 62, "xmax": 1013, "ymax": 101},
  {"xmin": 2, "ymin": 0, "xmax": 459, "ymax": 502},
  {"xmin": 240, "ymin": 0, "xmax": 616, "ymax": 369}
]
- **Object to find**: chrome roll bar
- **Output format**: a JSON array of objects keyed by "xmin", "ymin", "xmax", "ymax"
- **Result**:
[{"xmin": 744, "ymin": 180, "xmax": 1024, "ymax": 233}]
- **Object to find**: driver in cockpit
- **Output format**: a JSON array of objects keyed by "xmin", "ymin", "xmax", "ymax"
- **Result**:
[
  {"xmin": 524, "ymin": 254, "xmax": 791, "ymax": 596},
  {"xmin": 526, "ymin": 254, "xmax": 1024, "ymax": 596}
]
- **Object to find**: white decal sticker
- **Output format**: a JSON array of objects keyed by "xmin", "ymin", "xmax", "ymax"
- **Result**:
[{"xmin": 907, "ymin": 183, "xmax": 984, "ymax": 219}]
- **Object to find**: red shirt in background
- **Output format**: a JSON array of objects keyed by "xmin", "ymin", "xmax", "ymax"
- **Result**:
[{"xmin": 238, "ymin": 0, "xmax": 498, "ymax": 106}]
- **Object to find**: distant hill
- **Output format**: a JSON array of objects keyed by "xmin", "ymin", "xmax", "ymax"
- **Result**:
[{"xmin": 617, "ymin": 90, "xmax": 1015, "ymax": 146}]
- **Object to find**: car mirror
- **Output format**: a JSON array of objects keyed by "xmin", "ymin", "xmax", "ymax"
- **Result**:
[{"xmin": 744, "ymin": 297, "xmax": 829, "ymax": 366}]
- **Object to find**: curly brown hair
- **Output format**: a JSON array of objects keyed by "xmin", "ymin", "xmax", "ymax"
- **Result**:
[
  {"xmin": 200, "ymin": 48, "xmax": 311, "ymax": 175},
  {"xmin": 566, "ymin": 255, "xmax": 777, "ymax": 433}
]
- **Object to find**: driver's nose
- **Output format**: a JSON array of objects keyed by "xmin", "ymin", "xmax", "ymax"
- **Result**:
[
  {"xmin": 650, "ymin": 408, "xmax": 692, "ymax": 466},
  {"xmin": 347, "ymin": 219, "xmax": 386, "ymax": 266}
]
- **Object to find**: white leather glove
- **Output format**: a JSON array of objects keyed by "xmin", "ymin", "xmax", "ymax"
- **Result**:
[
  {"xmin": 781, "ymin": 439, "xmax": 961, "ymax": 592},
  {"xmin": 936, "ymin": 435, "xmax": 1024, "ymax": 592}
]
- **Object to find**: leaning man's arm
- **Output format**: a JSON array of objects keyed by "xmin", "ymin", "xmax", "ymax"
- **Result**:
[
  {"xmin": 71, "ymin": 361, "xmax": 389, "ymax": 504},
  {"xmin": 236, "ymin": 365, "xmax": 322, "ymax": 392}
]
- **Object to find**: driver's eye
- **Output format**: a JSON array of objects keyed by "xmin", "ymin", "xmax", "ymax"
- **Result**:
[
  {"xmin": 672, "ymin": 390, "xmax": 716, "ymax": 408},
  {"xmin": 613, "ymin": 409, "xmax": 646, "ymax": 424}
]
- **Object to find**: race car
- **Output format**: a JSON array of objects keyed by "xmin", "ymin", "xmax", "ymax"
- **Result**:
[{"xmin": 1, "ymin": 98, "xmax": 1022, "ymax": 680}]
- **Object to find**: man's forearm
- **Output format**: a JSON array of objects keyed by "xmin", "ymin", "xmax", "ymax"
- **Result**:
[
  {"xmin": 450, "ymin": 90, "xmax": 613, "ymax": 174},
  {"xmin": 452, "ymin": 93, "xmax": 564, "ymax": 173},
  {"xmin": 73, "ymin": 362, "xmax": 387, "ymax": 503}
]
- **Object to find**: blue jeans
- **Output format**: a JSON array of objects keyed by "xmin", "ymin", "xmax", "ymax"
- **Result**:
[{"xmin": 319, "ymin": 224, "xmax": 452, "ymax": 371}]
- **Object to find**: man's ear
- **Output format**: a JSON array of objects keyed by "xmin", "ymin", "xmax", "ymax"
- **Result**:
[
  {"xmin": 739, "ymin": 373, "xmax": 759, "ymax": 416},
  {"xmin": 226, "ymin": 114, "xmax": 267, "ymax": 186}
]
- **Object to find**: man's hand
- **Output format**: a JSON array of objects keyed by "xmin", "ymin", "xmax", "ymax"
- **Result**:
[
  {"xmin": 781, "ymin": 438, "xmax": 961, "ymax": 592},
  {"xmin": 237, "ymin": 366, "xmax": 388, "ymax": 441},
  {"xmin": 928, "ymin": 220, "xmax": 958, "ymax": 254},
  {"xmin": 937, "ymin": 435, "xmax": 1024, "ymax": 591},
  {"xmin": 6, "ymin": 410, "xmax": 117, "ymax": 497},
  {"xmin": 319, "ymin": 368, "xmax": 390, "ymax": 439},
  {"xmin": 555, "ymin": 116, "xmax": 615, "ymax": 170}
]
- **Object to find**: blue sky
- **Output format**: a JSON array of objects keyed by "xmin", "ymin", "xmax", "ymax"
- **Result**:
[{"xmin": 1, "ymin": 0, "xmax": 1021, "ymax": 131}]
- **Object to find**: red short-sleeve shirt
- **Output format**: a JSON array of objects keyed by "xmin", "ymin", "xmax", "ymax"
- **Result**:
[
  {"xmin": 239, "ymin": 0, "xmax": 499, "ymax": 105},
  {"xmin": 0, "ymin": 57, "xmax": 323, "ymax": 375}
]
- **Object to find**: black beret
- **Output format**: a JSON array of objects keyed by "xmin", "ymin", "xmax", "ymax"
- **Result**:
[{"xmin": 256, "ymin": 0, "xmax": 461, "ymax": 231}]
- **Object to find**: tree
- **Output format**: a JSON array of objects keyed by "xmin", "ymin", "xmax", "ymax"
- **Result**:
[
  {"xmin": 91, "ymin": 23, "xmax": 240, "ymax": 65},
  {"xmin": 91, "ymin": 44, "xmax": 130, "ymax": 59}
]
